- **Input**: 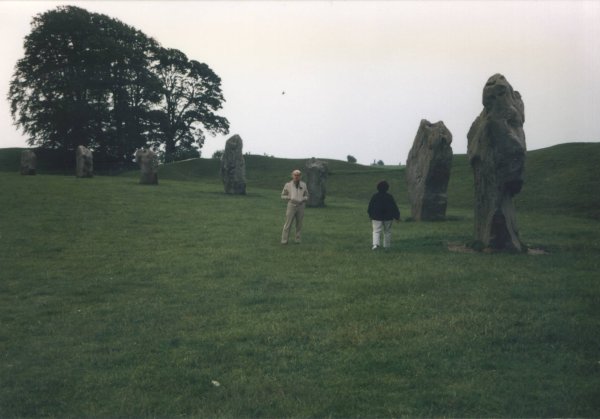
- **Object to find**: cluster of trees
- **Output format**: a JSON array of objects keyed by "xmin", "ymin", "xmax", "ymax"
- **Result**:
[{"xmin": 8, "ymin": 6, "xmax": 229, "ymax": 166}]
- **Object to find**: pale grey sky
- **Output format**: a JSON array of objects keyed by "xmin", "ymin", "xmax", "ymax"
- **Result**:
[{"xmin": 1, "ymin": 1, "xmax": 599, "ymax": 164}]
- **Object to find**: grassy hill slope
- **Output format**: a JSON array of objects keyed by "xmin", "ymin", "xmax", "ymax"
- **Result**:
[
  {"xmin": 157, "ymin": 154, "xmax": 404, "ymax": 203},
  {"xmin": 1, "ymin": 142, "xmax": 599, "ymax": 218},
  {"xmin": 516, "ymin": 143, "xmax": 600, "ymax": 219},
  {"xmin": 446, "ymin": 142, "xmax": 600, "ymax": 219},
  {"xmin": 159, "ymin": 142, "xmax": 600, "ymax": 219}
]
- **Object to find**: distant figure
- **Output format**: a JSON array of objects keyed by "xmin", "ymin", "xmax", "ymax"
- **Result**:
[
  {"xmin": 367, "ymin": 180, "xmax": 401, "ymax": 250},
  {"xmin": 280, "ymin": 169, "xmax": 309, "ymax": 244}
]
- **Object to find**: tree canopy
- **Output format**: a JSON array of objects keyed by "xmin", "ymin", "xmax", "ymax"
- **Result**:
[{"xmin": 8, "ymin": 6, "xmax": 229, "ymax": 165}]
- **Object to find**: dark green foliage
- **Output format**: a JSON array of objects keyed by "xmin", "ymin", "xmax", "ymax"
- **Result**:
[
  {"xmin": 346, "ymin": 154, "xmax": 357, "ymax": 163},
  {"xmin": 8, "ymin": 6, "xmax": 160, "ymax": 161},
  {"xmin": 8, "ymin": 6, "xmax": 228, "ymax": 167},
  {"xmin": 154, "ymin": 49, "xmax": 229, "ymax": 162}
]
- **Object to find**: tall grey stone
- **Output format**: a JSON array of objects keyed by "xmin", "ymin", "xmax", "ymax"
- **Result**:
[
  {"xmin": 135, "ymin": 148, "xmax": 158, "ymax": 185},
  {"xmin": 220, "ymin": 134, "xmax": 246, "ymax": 194},
  {"xmin": 20, "ymin": 150, "xmax": 37, "ymax": 175},
  {"xmin": 75, "ymin": 145, "xmax": 93, "ymax": 178},
  {"xmin": 304, "ymin": 158, "xmax": 328, "ymax": 207},
  {"xmin": 467, "ymin": 73, "xmax": 526, "ymax": 252},
  {"xmin": 406, "ymin": 120, "xmax": 453, "ymax": 221}
]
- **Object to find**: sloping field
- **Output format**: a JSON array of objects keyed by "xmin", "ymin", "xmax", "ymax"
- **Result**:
[
  {"xmin": 0, "ymin": 143, "xmax": 599, "ymax": 417},
  {"xmin": 154, "ymin": 142, "xmax": 600, "ymax": 218},
  {"xmin": 3, "ymin": 142, "xmax": 599, "ymax": 219}
]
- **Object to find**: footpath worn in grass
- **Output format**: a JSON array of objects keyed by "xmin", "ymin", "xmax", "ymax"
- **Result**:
[{"xmin": 1, "ymin": 160, "xmax": 599, "ymax": 417}]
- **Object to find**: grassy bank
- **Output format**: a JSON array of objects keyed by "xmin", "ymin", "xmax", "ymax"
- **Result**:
[{"xmin": 1, "ymin": 143, "xmax": 599, "ymax": 417}]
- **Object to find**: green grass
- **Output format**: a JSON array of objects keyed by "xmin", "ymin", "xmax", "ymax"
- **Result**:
[{"xmin": 1, "ymin": 143, "xmax": 599, "ymax": 417}]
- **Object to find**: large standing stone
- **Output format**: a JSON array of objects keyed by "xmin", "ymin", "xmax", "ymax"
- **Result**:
[
  {"xmin": 467, "ymin": 73, "xmax": 526, "ymax": 252},
  {"xmin": 135, "ymin": 148, "xmax": 158, "ymax": 185},
  {"xmin": 75, "ymin": 145, "xmax": 93, "ymax": 178},
  {"xmin": 406, "ymin": 119, "xmax": 453, "ymax": 221},
  {"xmin": 220, "ymin": 134, "xmax": 246, "ymax": 194},
  {"xmin": 20, "ymin": 150, "xmax": 37, "ymax": 175},
  {"xmin": 304, "ymin": 158, "xmax": 328, "ymax": 207}
]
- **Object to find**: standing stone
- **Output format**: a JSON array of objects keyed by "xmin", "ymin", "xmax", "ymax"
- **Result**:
[
  {"xmin": 20, "ymin": 150, "xmax": 37, "ymax": 175},
  {"xmin": 75, "ymin": 145, "xmax": 94, "ymax": 178},
  {"xmin": 467, "ymin": 73, "xmax": 526, "ymax": 252},
  {"xmin": 304, "ymin": 158, "xmax": 328, "ymax": 207},
  {"xmin": 220, "ymin": 134, "xmax": 246, "ymax": 194},
  {"xmin": 406, "ymin": 119, "xmax": 453, "ymax": 221},
  {"xmin": 135, "ymin": 148, "xmax": 158, "ymax": 185}
]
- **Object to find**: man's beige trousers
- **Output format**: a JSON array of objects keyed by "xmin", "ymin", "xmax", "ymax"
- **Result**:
[{"xmin": 281, "ymin": 202, "xmax": 305, "ymax": 244}]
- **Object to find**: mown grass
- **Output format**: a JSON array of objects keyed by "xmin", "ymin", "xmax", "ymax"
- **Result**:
[{"xmin": 1, "ymin": 144, "xmax": 599, "ymax": 417}]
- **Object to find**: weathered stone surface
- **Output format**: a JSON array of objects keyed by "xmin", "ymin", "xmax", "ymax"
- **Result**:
[
  {"xmin": 220, "ymin": 134, "xmax": 246, "ymax": 194},
  {"xmin": 76, "ymin": 145, "xmax": 93, "ymax": 178},
  {"xmin": 406, "ymin": 119, "xmax": 453, "ymax": 221},
  {"xmin": 304, "ymin": 158, "xmax": 328, "ymax": 207},
  {"xmin": 135, "ymin": 148, "xmax": 158, "ymax": 185},
  {"xmin": 467, "ymin": 73, "xmax": 526, "ymax": 252},
  {"xmin": 20, "ymin": 150, "xmax": 37, "ymax": 175}
]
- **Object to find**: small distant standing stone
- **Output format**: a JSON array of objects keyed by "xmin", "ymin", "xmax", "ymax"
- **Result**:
[
  {"xmin": 76, "ymin": 145, "xmax": 93, "ymax": 178},
  {"xmin": 467, "ymin": 73, "xmax": 526, "ymax": 252},
  {"xmin": 135, "ymin": 148, "xmax": 158, "ymax": 185},
  {"xmin": 220, "ymin": 134, "xmax": 246, "ymax": 194},
  {"xmin": 406, "ymin": 119, "xmax": 453, "ymax": 221},
  {"xmin": 304, "ymin": 158, "xmax": 328, "ymax": 207},
  {"xmin": 20, "ymin": 150, "xmax": 37, "ymax": 175}
]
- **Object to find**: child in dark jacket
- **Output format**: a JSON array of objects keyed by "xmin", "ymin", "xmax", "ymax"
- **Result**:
[{"xmin": 367, "ymin": 180, "xmax": 401, "ymax": 250}]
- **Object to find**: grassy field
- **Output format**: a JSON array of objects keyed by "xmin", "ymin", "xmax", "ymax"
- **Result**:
[{"xmin": 1, "ymin": 143, "xmax": 599, "ymax": 417}]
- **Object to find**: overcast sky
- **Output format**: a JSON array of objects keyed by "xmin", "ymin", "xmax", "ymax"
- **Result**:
[{"xmin": 1, "ymin": 1, "xmax": 599, "ymax": 164}]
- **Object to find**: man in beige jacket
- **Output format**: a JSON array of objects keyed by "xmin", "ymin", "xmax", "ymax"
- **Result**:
[{"xmin": 281, "ymin": 169, "xmax": 309, "ymax": 244}]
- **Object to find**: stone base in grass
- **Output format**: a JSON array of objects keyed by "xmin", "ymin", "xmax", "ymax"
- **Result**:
[{"xmin": 447, "ymin": 242, "xmax": 549, "ymax": 255}]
